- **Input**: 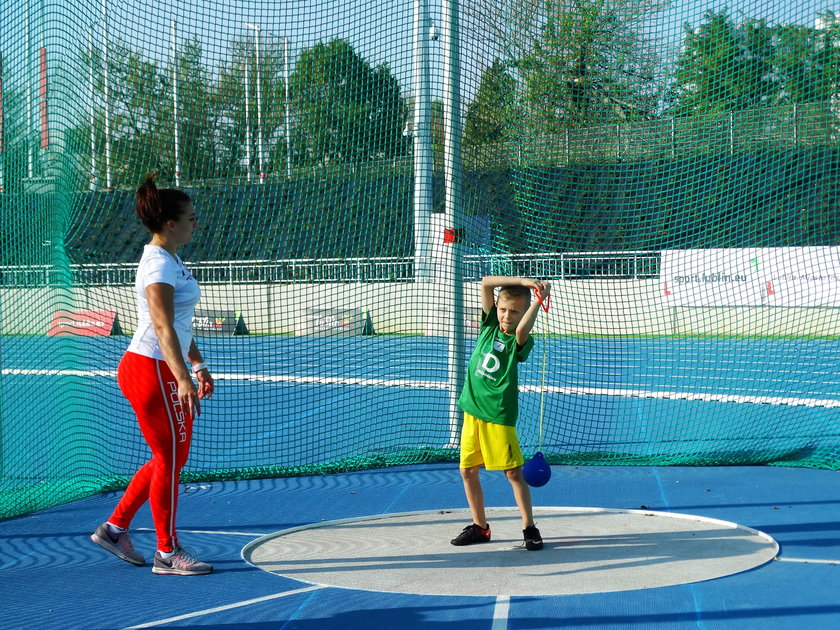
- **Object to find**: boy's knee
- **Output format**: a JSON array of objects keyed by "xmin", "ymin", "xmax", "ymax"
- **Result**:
[
  {"xmin": 504, "ymin": 466, "xmax": 523, "ymax": 483},
  {"xmin": 460, "ymin": 466, "xmax": 479, "ymax": 481}
]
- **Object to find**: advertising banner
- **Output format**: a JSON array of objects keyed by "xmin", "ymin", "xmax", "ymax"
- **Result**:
[
  {"xmin": 192, "ymin": 310, "xmax": 249, "ymax": 335},
  {"xmin": 661, "ymin": 247, "xmax": 840, "ymax": 307},
  {"xmin": 48, "ymin": 310, "xmax": 121, "ymax": 336}
]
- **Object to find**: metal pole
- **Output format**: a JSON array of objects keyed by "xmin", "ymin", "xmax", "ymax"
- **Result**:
[
  {"xmin": 87, "ymin": 27, "xmax": 95, "ymax": 190},
  {"xmin": 101, "ymin": 0, "xmax": 111, "ymax": 188},
  {"xmin": 284, "ymin": 36, "xmax": 291, "ymax": 179},
  {"xmin": 245, "ymin": 23, "xmax": 264, "ymax": 183},
  {"xmin": 171, "ymin": 19, "xmax": 181, "ymax": 186},
  {"xmin": 244, "ymin": 54, "xmax": 252, "ymax": 182},
  {"xmin": 255, "ymin": 27, "xmax": 264, "ymax": 183},
  {"xmin": 0, "ymin": 53, "xmax": 4, "ymax": 192},
  {"xmin": 412, "ymin": 0, "xmax": 433, "ymax": 280},
  {"xmin": 442, "ymin": 0, "xmax": 464, "ymax": 448},
  {"xmin": 26, "ymin": 0, "xmax": 33, "ymax": 178}
]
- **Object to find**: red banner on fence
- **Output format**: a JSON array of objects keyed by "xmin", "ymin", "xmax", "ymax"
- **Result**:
[{"xmin": 48, "ymin": 310, "xmax": 120, "ymax": 336}]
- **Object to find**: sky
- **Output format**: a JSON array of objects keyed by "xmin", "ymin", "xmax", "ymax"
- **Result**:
[{"xmin": 1, "ymin": 0, "xmax": 837, "ymax": 134}]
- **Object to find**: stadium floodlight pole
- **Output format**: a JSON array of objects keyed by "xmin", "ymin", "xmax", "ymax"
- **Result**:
[
  {"xmin": 25, "ymin": 0, "xmax": 33, "ymax": 178},
  {"xmin": 0, "ymin": 53, "xmax": 4, "ymax": 193},
  {"xmin": 244, "ymin": 54, "xmax": 252, "ymax": 182},
  {"xmin": 412, "ymin": 0, "xmax": 434, "ymax": 280},
  {"xmin": 244, "ymin": 22, "xmax": 265, "ymax": 183},
  {"xmin": 87, "ymin": 27, "xmax": 95, "ymax": 190},
  {"xmin": 101, "ymin": 0, "xmax": 112, "ymax": 189},
  {"xmin": 442, "ymin": 0, "xmax": 465, "ymax": 448},
  {"xmin": 171, "ymin": 19, "xmax": 181, "ymax": 186},
  {"xmin": 284, "ymin": 35, "xmax": 291, "ymax": 179}
]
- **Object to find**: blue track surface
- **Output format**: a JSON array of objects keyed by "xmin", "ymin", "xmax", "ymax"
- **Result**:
[{"xmin": 1, "ymin": 463, "xmax": 839, "ymax": 629}]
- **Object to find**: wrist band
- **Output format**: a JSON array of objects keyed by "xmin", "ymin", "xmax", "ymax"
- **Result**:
[{"xmin": 191, "ymin": 362, "xmax": 209, "ymax": 374}]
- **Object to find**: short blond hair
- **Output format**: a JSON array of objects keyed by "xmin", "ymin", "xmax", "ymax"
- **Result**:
[{"xmin": 498, "ymin": 285, "xmax": 531, "ymax": 305}]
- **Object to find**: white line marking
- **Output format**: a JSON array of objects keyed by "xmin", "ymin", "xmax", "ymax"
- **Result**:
[
  {"xmin": 121, "ymin": 585, "xmax": 325, "ymax": 629},
  {"xmin": 776, "ymin": 557, "xmax": 838, "ymax": 565},
  {"xmin": 492, "ymin": 595, "xmax": 510, "ymax": 630},
  {"xmin": 135, "ymin": 527, "xmax": 265, "ymax": 537},
  {"xmin": 4, "ymin": 368, "xmax": 839, "ymax": 407}
]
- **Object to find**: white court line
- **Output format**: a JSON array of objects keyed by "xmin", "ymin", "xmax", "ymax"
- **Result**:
[
  {"xmin": 136, "ymin": 527, "xmax": 265, "ymax": 537},
  {"xmin": 121, "ymin": 585, "xmax": 325, "ymax": 629},
  {"xmin": 492, "ymin": 595, "xmax": 510, "ymax": 630},
  {"xmin": 776, "ymin": 557, "xmax": 838, "ymax": 565},
  {"xmin": 5, "ymin": 368, "xmax": 840, "ymax": 407}
]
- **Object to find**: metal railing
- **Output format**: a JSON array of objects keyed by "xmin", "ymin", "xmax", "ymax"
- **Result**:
[{"xmin": 0, "ymin": 252, "xmax": 661, "ymax": 287}]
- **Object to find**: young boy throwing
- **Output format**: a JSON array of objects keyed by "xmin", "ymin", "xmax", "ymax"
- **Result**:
[{"xmin": 451, "ymin": 276, "xmax": 550, "ymax": 551}]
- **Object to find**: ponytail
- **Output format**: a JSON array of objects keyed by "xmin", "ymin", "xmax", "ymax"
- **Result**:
[{"xmin": 135, "ymin": 173, "xmax": 192, "ymax": 233}]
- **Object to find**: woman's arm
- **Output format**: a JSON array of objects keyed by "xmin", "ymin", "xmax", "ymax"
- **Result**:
[{"xmin": 146, "ymin": 282, "xmax": 202, "ymax": 417}]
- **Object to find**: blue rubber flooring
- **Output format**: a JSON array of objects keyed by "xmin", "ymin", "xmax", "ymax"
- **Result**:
[{"xmin": 1, "ymin": 462, "xmax": 838, "ymax": 630}]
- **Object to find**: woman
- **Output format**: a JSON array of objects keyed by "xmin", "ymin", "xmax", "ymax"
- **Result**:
[{"xmin": 91, "ymin": 175, "xmax": 214, "ymax": 575}]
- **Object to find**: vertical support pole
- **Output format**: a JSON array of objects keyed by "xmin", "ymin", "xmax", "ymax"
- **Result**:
[
  {"xmin": 172, "ymin": 19, "xmax": 181, "ymax": 186},
  {"xmin": 87, "ymin": 27, "xmax": 96, "ymax": 190},
  {"xmin": 26, "ymin": 0, "xmax": 34, "ymax": 178},
  {"xmin": 284, "ymin": 36, "xmax": 292, "ymax": 179},
  {"xmin": 101, "ymin": 0, "xmax": 111, "ymax": 188},
  {"xmin": 413, "ymin": 0, "xmax": 433, "ymax": 279},
  {"xmin": 254, "ymin": 26, "xmax": 264, "ymax": 183},
  {"xmin": 442, "ymin": 0, "xmax": 464, "ymax": 448},
  {"xmin": 0, "ymin": 53, "xmax": 4, "ymax": 193},
  {"xmin": 244, "ymin": 53, "xmax": 252, "ymax": 182}
]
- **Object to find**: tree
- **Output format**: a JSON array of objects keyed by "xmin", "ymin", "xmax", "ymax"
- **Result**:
[
  {"xmin": 672, "ymin": 10, "xmax": 840, "ymax": 114},
  {"xmin": 464, "ymin": 0, "xmax": 663, "ymax": 135},
  {"xmin": 290, "ymin": 39, "xmax": 408, "ymax": 165},
  {"xmin": 673, "ymin": 11, "xmax": 773, "ymax": 115},
  {"xmin": 463, "ymin": 59, "xmax": 516, "ymax": 147},
  {"xmin": 519, "ymin": 0, "xmax": 662, "ymax": 131}
]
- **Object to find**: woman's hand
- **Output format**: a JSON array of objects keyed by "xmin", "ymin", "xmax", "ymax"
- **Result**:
[{"xmin": 195, "ymin": 368, "xmax": 214, "ymax": 400}]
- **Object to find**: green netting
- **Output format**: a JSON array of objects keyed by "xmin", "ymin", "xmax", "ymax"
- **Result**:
[{"xmin": 2, "ymin": 0, "xmax": 840, "ymax": 521}]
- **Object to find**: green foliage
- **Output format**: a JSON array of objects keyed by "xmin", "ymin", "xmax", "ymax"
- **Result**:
[
  {"xmin": 673, "ymin": 10, "xmax": 840, "ymax": 115},
  {"xmin": 290, "ymin": 39, "xmax": 409, "ymax": 165},
  {"xmin": 464, "ymin": 59, "xmax": 516, "ymax": 147},
  {"xmin": 517, "ymin": 0, "xmax": 661, "ymax": 132}
]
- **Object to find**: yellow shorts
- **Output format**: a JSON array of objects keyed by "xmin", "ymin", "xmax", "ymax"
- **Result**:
[{"xmin": 459, "ymin": 412, "xmax": 524, "ymax": 471}]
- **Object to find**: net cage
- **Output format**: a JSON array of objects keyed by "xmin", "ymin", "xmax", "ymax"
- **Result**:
[{"xmin": 1, "ymin": 0, "xmax": 840, "ymax": 520}]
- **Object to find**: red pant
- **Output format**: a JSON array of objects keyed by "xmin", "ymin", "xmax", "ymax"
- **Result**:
[{"xmin": 110, "ymin": 351, "xmax": 193, "ymax": 552}]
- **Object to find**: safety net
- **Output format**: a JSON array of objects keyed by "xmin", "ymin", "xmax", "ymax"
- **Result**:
[{"xmin": 1, "ymin": 0, "xmax": 839, "ymax": 519}]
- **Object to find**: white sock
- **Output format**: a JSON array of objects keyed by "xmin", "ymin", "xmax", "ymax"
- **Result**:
[
  {"xmin": 158, "ymin": 549, "xmax": 175, "ymax": 559},
  {"xmin": 106, "ymin": 522, "xmax": 126, "ymax": 534}
]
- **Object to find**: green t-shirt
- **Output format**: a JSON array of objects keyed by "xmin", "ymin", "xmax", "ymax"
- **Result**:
[{"xmin": 457, "ymin": 307, "xmax": 534, "ymax": 426}]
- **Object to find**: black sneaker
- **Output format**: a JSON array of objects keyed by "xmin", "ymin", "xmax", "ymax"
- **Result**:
[
  {"xmin": 523, "ymin": 524, "xmax": 543, "ymax": 550},
  {"xmin": 451, "ymin": 523, "xmax": 491, "ymax": 546}
]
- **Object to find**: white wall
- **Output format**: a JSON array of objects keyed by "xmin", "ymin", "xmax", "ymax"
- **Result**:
[{"xmin": 3, "ymin": 280, "xmax": 840, "ymax": 337}]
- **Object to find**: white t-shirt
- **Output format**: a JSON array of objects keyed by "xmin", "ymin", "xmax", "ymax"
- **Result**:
[{"xmin": 127, "ymin": 245, "xmax": 201, "ymax": 362}]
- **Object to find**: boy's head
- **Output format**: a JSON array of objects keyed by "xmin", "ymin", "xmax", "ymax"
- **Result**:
[{"xmin": 496, "ymin": 285, "xmax": 531, "ymax": 334}]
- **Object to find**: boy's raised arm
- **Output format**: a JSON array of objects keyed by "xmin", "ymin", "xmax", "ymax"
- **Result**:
[{"xmin": 516, "ymin": 280, "xmax": 550, "ymax": 345}]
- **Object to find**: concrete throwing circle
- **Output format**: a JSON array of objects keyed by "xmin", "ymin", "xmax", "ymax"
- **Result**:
[{"xmin": 242, "ymin": 507, "xmax": 778, "ymax": 596}]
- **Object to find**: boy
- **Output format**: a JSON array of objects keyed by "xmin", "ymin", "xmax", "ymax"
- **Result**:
[{"xmin": 451, "ymin": 276, "xmax": 550, "ymax": 551}]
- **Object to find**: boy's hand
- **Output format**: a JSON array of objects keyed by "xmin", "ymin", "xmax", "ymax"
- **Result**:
[{"xmin": 528, "ymin": 279, "xmax": 550, "ymax": 299}]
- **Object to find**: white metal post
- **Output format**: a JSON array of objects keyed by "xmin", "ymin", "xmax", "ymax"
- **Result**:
[
  {"xmin": 101, "ymin": 0, "xmax": 111, "ymax": 188},
  {"xmin": 171, "ymin": 19, "xmax": 181, "ymax": 186},
  {"xmin": 87, "ymin": 27, "xmax": 95, "ymax": 190},
  {"xmin": 412, "ymin": 0, "xmax": 434, "ymax": 280},
  {"xmin": 0, "ymin": 53, "xmax": 4, "ymax": 193},
  {"xmin": 245, "ymin": 23, "xmax": 264, "ymax": 183},
  {"xmin": 284, "ymin": 36, "xmax": 292, "ymax": 179},
  {"xmin": 26, "ymin": 0, "xmax": 33, "ymax": 178},
  {"xmin": 244, "ymin": 56, "xmax": 252, "ymax": 182},
  {"xmin": 442, "ymin": 0, "xmax": 464, "ymax": 447}
]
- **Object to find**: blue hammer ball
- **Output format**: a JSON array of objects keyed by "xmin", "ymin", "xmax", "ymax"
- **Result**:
[{"xmin": 522, "ymin": 451, "xmax": 551, "ymax": 487}]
